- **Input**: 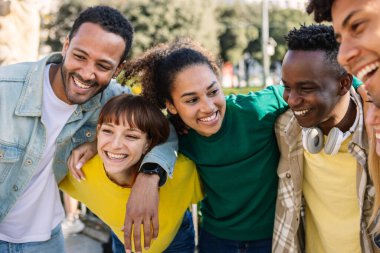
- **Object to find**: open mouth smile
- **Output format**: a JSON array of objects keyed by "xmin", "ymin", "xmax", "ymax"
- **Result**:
[
  {"xmin": 293, "ymin": 109, "xmax": 310, "ymax": 117},
  {"xmin": 105, "ymin": 151, "xmax": 128, "ymax": 160},
  {"xmin": 356, "ymin": 61, "xmax": 380, "ymax": 83},
  {"xmin": 73, "ymin": 76, "xmax": 95, "ymax": 89}
]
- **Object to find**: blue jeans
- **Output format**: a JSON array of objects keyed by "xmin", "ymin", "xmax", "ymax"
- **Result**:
[
  {"xmin": 112, "ymin": 210, "xmax": 195, "ymax": 253},
  {"xmin": 198, "ymin": 229, "xmax": 272, "ymax": 253},
  {"xmin": 0, "ymin": 224, "xmax": 65, "ymax": 253}
]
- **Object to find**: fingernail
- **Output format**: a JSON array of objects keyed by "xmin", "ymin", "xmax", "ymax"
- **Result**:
[
  {"xmin": 125, "ymin": 250, "xmax": 131, "ymax": 253},
  {"xmin": 76, "ymin": 162, "xmax": 83, "ymax": 170},
  {"xmin": 145, "ymin": 247, "xmax": 150, "ymax": 250},
  {"xmin": 76, "ymin": 177, "xmax": 82, "ymax": 182}
]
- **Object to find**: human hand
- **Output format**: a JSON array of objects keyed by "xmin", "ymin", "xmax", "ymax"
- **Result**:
[
  {"xmin": 123, "ymin": 173, "xmax": 160, "ymax": 253},
  {"xmin": 67, "ymin": 141, "xmax": 97, "ymax": 181}
]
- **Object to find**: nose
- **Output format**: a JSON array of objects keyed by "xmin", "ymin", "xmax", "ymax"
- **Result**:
[
  {"xmin": 200, "ymin": 98, "xmax": 215, "ymax": 113},
  {"xmin": 286, "ymin": 90, "xmax": 302, "ymax": 107},
  {"xmin": 111, "ymin": 134, "xmax": 123, "ymax": 149},
  {"xmin": 337, "ymin": 40, "xmax": 359, "ymax": 72},
  {"xmin": 79, "ymin": 63, "xmax": 96, "ymax": 81}
]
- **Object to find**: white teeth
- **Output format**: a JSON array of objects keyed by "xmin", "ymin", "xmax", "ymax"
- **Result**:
[
  {"xmin": 199, "ymin": 112, "xmax": 217, "ymax": 122},
  {"xmin": 106, "ymin": 151, "xmax": 127, "ymax": 159},
  {"xmin": 357, "ymin": 62, "xmax": 380, "ymax": 81},
  {"xmin": 294, "ymin": 109, "xmax": 309, "ymax": 116},
  {"xmin": 73, "ymin": 76, "xmax": 92, "ymax": 89}
]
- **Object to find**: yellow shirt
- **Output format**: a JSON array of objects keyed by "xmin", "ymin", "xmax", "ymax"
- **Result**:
[
  {"xmin": 303, "ymin": 135, "xmax": 360, "ymax": 253},
  {"xmin": 60, "ymin": 154, "xmax": 203, "ymax": 252}
]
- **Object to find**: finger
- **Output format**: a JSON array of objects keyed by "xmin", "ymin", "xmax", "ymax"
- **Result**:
[
  {"xmin": 152, "ymin": 214, "xmax": 159, "ymax": 240},
  {"xmin": 67, "ymin": 154, "xmax": 81, "ymax": 181},
  {"xmin": 143, "ymin": 218, "xmax": 152, "ymax": 250},
  {"xmin": 75, "ymin": 158, "xmax": 86, "ymax": 180},
  {"xmin": 133, "ymin": 223, "xmax": 142, "ymax": 253},
  {"xmin": 123, "ymin": 219, "xmax": 133, "ymax": 253}
]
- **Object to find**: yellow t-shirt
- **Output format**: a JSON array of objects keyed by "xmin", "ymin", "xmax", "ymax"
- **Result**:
[
  {"xmin": 303, "ymin": 135, "xmax": 360, "ymax": 253},
  {"xmin": 59, "ymin": 154, "xmax": 203, "ymax": 252}
]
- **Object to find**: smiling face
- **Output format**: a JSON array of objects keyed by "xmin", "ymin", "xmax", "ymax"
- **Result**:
[
  {"xmin": 54, "ymin": 22, "xmax": 126, "ymax": 105},
  {"xmin": 332, "ymin": 0, "xmax": 380, "ymax": 106},
  {"xmin": 97, "ymin": 120, "xmax": 150, "ymax": 186},
  {"xmin": 282, "ymin": 50, "xmax": 347, "ymax": 130},
  {"xmin": 166, "ymin": 64, "xmax": 226, "ymax": 137}
]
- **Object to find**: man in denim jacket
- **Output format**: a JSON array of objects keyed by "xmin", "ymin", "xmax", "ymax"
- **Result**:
[{"xmin": 0, "ymin": 6, "xmax": 177, "ymax": 253}]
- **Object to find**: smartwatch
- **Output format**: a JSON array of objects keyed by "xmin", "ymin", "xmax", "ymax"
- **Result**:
[{"xmin": 140, "ymin": 163, "xmax": 167, "ymax": 187}]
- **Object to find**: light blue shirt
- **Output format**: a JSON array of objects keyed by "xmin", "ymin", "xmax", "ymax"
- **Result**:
[{"xmin": 0, "ymin": 53, "xmax": 177, "ymax": 223}]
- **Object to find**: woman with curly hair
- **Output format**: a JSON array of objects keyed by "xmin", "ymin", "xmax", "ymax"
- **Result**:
[{"xmin": 123, "ymin": 38, "xmax": 288, "ymax": 253}]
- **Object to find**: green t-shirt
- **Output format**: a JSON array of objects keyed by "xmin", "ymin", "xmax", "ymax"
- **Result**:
[{"xmin": 179, "ymin": 85, "xmax": 288, "ymax": 241}]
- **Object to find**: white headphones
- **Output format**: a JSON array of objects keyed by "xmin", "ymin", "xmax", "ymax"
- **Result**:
[{"xmin": 301, "ymin": 105, "xmax": 359, "ymax": 155}]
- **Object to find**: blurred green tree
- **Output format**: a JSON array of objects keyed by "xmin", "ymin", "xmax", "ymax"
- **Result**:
[{"xmin": 42, "ymin": 0, "xmax": 219, "ymax": 58}]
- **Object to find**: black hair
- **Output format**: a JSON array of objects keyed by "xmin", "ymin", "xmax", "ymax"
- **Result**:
[
  {"xmin": 285, "ymin": 24, "xmax": 346, "ymax": 77},
  {"xmin": 123, "ymin": 38, "xmax": 222, "ymax": 109},
  {"xmin": 306, "ymin": 0, "xmax": 334, "ymax": 23},
  {"xmin": 69, "ymin": 6, "xmax": 134, "ymax": 63}
]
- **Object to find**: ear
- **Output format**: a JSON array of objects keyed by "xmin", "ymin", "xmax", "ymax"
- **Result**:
[
  {"xmin": 113, "ymin": 61, "xmax": 126, "ymax": 78},
  {"xmin": 62, "ymin": 35, "xmax": 70, "ymax": 58},
  {"xmin": 143, "ymin": 139, "xmax": 152, "ymax": 155},
  {"xmin": 338, "ymin": 73, "xmax": 353, "ymax": 96},
  {"xmin": 165, "ymin": 100, "xmax": 178, "ymax": 115}
]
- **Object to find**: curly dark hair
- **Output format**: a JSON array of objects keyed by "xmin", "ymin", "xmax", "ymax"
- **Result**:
[
  {"xmin": 69, "ymin": 6, "xmax": 134, "ymax": 63},
  {"xmin": 285, "ymin": 24, "xmax": 346, "ymax": 77},
  {"xmin": 123, "ymin": 38, "xmax": 222, "ymax": 110},
  {"xmin": 306, "ymin": 0, "xmax": 334, "ymax": 23}
]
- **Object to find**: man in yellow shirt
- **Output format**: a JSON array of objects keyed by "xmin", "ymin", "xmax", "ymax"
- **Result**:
[{"xmin": 272, "ymin": 24, "xmax": 376, "ymax": 252}]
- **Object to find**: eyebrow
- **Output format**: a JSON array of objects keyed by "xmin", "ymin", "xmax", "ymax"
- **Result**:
[
  {"xmin": 342, "ymin": 9, "xmax": 361, "ymax": 28},
  {"xmin": 73, "ymin": 48, "xmax": 115, "ymax": 66},
  {"xmin": 181, "ymin": 81, "xmax": 217, "ymax": 98}
]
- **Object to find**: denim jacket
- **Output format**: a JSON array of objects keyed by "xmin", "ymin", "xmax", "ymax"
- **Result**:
[{"xmin": 0, "ymin": 53, "xmax": 178, "ymax": 223}]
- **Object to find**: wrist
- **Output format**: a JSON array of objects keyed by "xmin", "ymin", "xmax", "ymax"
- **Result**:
[{"xmin": 140, "ymin": 163, "xmax": 167, "ymax": 187}]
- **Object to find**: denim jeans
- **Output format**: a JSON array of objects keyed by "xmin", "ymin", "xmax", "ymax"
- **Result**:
[
  {"xmin": 112, "ymin": 210, "xmax": 195, "ymax": 253},
  {"xmin": 198, "ymin": 228, "xmax": 272, "ymax": 253},
  {"xmin": 0, "ymin": 224, "xmax": 65, "ymax": 253}
]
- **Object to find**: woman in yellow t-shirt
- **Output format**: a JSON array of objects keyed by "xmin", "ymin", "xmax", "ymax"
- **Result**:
[{"xmin": 60, "ymin": 94, "xmax": 203, "ymax": 253}]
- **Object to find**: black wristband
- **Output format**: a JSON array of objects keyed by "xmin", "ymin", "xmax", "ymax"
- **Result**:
[{"xmin": 140, "ymin": 163, "xmax": 167, "ymax": 187}]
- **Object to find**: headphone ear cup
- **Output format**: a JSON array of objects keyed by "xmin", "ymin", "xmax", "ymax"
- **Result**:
[
  {"xmin": 302, "ymin": 128, "xmax": 324, "ymax": 154},
  {"xmin": 324, "ymin": 127, "xmax": 344, "ymax": 155}
]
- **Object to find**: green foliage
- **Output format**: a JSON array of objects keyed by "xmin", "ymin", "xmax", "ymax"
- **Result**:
[
  {"xmin": 217, "ymin": 2, "xmax": 260, "ymax": 64},
  {"xmin": 41, "ymin": 0, "xmax": 313, "ymax": 65},
  {"xmin": 269, "ymin": 7, "xmax": 314, "ymax": 62},
  {"xmin": 217, "ymin": 3, "xmax": 313, "ymax": 64},
  {"xmin": 42, "ymin": 0, "xmax": 219, "ymax": 58}
]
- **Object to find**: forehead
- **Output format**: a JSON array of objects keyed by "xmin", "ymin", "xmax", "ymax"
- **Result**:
[
  {"xmin": 332, "ymin": 0, "xmax": 375, "ymax": 29},
  {"xmin": 172, "ymin": 64, "xmax": 217, "ymax": 93},
  {"xmin": 69, "ymin": 22, "xmax": 125, "ymax": 64},
  {"xmin": 282, "ymin": 50, "xmax": 331, "ymax": 78}
]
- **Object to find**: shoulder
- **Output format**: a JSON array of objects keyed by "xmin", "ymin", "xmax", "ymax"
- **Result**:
[
  {"xmin": 175, "ymin": 154, "xmax": 196, "ymax": 169},
  {"xmin": 102, "ymin": 79, "xmax": 131, "ymax": 101},
  {"xmin": 0, "ymin": 62, "xmax": 34, "ymax": 83}
]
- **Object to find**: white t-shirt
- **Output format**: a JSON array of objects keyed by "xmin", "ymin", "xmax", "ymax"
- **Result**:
[{"xmin": 0, "ymin": 64, "xmax": 77, "ymax": 242}]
